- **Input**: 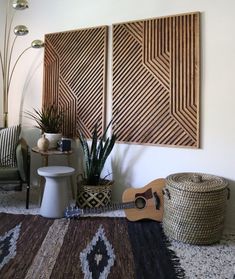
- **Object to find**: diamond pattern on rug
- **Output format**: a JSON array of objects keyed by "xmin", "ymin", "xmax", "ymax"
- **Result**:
[
  {"xmin": 0, "ymin": 223, "xmax": 21, "ymax": 270},
  {"xmin": 80, "ymin": 225, "xmax": 115, "ymax": 279}
]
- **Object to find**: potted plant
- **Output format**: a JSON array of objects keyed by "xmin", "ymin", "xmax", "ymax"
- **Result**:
[
  {"xmin": 77, "ymin": 120, "xmax": 117, "ymax": 208},
  {"xmin": 25, "ymin": 104, "xmax": 64, "ymax": 149}
]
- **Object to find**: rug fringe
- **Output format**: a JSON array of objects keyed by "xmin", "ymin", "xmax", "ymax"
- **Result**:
[{"xmin": 160, "ymin": 223, "xmax": 186, "ymax": 279}]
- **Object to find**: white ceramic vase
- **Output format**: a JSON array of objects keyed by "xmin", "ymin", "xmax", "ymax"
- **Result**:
[
  {"xmin": 37, "ymin": 134, "xmax": 49, "ymax": 152},
  {"xmin": 44, "ymin": 133, "xmax": 62, "ymax": 149}
]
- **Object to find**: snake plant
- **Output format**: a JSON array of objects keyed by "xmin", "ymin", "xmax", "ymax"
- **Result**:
[{"xmin": 79, "ymin": 120, "xmax": 116, "ymax": 185}]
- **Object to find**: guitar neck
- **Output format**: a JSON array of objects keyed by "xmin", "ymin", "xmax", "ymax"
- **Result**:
[{"xmin": 82, "ymin": 201, "xmax": 135, "ymax": 215}]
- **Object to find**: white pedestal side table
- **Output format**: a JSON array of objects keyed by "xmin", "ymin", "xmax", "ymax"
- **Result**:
[
  {"xmin": 32, "ymin": 147, "xmax": 75, "ymax": 200},
  {"xmin": 38, "ymin": 166, "xmax": 75, "ymax": 218}
]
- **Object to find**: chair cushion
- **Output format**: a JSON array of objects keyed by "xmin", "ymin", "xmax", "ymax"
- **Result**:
[
  {"xmin": 0, "ymin": 167, "xmax": 20, "ymax": 180},
  {"xmin": 0, "ymin": 125, "xmax": 21, "ymax": 167}
]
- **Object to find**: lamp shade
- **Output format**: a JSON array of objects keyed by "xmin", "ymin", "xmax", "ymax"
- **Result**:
[
  {"xmin": 31, "ymin": 40, "xmax": 44, "ymax": 48},
  {"xmin": 12, "ymin": 0, "xmax": 29, "ymax": 10},
  {"xmin": 14, "ymin": 25, "xmax": 29, "ymax": 36}
]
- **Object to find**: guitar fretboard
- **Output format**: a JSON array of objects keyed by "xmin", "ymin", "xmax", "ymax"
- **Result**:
[{"xmin": 82, "ymin": 201, "xmax": 135, "ymax": 215}]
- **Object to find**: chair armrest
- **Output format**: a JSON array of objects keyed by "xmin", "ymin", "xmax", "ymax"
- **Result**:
[{"xmin": 16, "ymin": 138, "xmax": 30, "ymax": 182}]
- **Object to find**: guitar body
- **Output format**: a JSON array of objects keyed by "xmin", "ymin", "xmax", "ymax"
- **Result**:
[{"xmin": 122, "ymin": 178, "xmax": 165, "ymax": 222}]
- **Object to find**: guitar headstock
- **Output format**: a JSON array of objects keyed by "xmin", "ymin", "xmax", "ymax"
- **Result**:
[{"xmin": 64, "ymin": 206, "xmax": 83, "ymax": 219}]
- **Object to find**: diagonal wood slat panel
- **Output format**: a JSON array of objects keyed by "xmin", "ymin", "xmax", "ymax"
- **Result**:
[
  {"xmin": 112, "ymin": 12, "xmax": 200, "ymax": 148},
  {"xmin": 43, "ymin": 26, "xmax": 108, "ymax": 138}
]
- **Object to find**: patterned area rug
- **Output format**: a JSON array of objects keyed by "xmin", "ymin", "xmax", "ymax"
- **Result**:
[
  {"xmin": 1, "ymin": 188, "xmax": 235, "ymax": 278},
  {"xmin": 0, "ymin": 213, "xmax": 185, "ymax": 279}
]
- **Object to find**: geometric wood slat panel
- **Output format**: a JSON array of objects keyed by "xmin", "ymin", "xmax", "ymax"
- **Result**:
[
  {"xmin": 112, "ymin": 12, "xmax": 200, "ymax": 148},
  {"xmin": 43, "ymin": 26, "xmax": 108, "ymax": 138}
]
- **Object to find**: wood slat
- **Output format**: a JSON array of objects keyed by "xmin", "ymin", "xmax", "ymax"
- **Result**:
[
  {"xmin": 43, "ymin": 26, "xmax": 108, "ymax": 138},
  {"xmin": 112, "ymin": 12, "xmax": 200, "ymax": 148}
]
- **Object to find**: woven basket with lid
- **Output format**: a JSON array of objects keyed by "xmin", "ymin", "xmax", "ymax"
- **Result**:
[{"xmin": 163, "ymin": 172, "xmax": 229, "ymax": 245}]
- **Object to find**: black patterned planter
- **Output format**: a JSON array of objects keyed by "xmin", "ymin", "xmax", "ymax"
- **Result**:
[{"xmin": 77, "ymin": 180, "xmax": 113, "ymax": 208}]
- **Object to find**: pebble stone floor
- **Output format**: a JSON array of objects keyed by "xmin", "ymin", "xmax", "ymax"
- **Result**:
[{"xmin": 0, "ymin": 186, "xmax": 234, "ymax": 279}]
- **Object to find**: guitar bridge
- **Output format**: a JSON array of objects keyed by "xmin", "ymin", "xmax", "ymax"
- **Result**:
[{"xmin": 153, "ymin": 192, "xmax": 160, "ymax": 210}]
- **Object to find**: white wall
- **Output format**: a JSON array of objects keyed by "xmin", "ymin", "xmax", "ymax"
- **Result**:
[{"xmin": 4, "ymin": 0, "xmax": 235, "ymax": 231}]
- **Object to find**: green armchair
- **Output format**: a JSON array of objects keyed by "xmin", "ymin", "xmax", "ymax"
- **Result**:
[{"xmin": 0, "ymin": 138, "xmax": 30, "ymax": 209}]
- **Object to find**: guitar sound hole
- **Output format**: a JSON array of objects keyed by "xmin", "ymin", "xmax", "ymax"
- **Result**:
[{"xmin": 135, "ymin": 197, "xmax": 146, "ymax": 209}]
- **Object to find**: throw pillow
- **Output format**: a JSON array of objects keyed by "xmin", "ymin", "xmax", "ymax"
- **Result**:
[{"xmin": 0, "ymin": 125, "xmax": 21, "ymax": 167}]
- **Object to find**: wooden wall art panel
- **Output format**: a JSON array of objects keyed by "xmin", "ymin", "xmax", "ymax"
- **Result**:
[
  {"xmin": 43, "ymin": 26, "xmax": 108, "ymax": 138},
  {"xmin": 112, "ymin": 12, "xmax": 200, "ymax": 147}
]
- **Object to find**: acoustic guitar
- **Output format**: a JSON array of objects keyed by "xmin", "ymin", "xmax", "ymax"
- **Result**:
[{"xmin": 65, "ymin": 178, "xmax": 165, "ymax": 222}]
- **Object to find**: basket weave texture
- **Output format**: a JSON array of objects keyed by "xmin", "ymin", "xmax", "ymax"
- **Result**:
[
  {"xmin": 163, "ymin": 172, "xmax": 228, "ymax": 245},
  {"xmin": 77, "ymin": 181, "xmax": 113, "ymax": 208}
]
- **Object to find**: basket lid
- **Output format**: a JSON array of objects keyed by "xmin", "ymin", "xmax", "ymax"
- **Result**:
[{"xmin": 166, "ymin": 172, "xmax": 228, "ymax": 192}]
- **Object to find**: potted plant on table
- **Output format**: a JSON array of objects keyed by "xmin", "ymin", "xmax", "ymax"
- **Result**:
[
  {"xmin": 77, "ymin": 120, "xmax": 117, "ymax": 208},
  {"xmin": 25, "ymin": 104, "xmax": 64, "ymax": 149}
]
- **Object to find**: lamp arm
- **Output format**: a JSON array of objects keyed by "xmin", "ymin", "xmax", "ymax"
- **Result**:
[
  {"xmin": 5, "ymin": 14, "xmax": 16, "ymax": 78},
  {"xmin": 2, "ymin": 1, "xmax": 16, "ymax": 114},
  {"xmin": 3, "ymin": 3, "xmax": 15, "ymax": 79},
  {"xmin": 6, "ymin": 36, "xmax": 17, "ymax": 94},
  {"xmin": 3, "ymin": 34, "xmax": 17, "ymax": 115},
  {"xmin": 7, "ymin": 46, "xmax": 31, "ymax": 95},
  {"xmin": 3, "ymin": 3, "xmax": 9, "ymax": 73},
  {"xmin": 0, "ymin": 52, "xmax": 4, "ymax": 79}
]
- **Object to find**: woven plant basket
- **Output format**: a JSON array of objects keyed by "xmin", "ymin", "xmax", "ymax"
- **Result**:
[
  {"xmin": 163, "ymin": 172, "xmax": 229, "ymax": 245},
  {"xmin": 77, "ymin": 180, "xmax": 113, "ymax": 209}
]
